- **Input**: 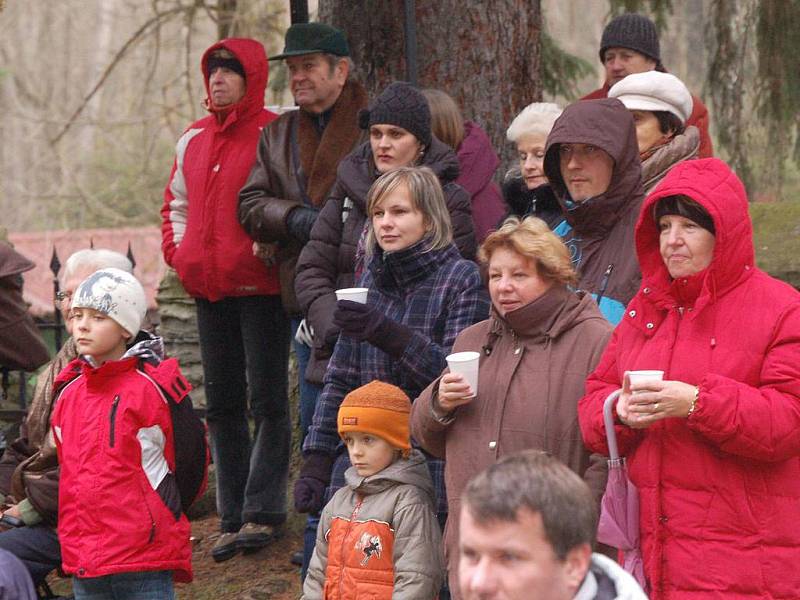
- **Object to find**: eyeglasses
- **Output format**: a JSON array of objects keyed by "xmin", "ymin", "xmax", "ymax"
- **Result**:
[{"xmin": 55, "ymin": 290, "xmax": 72, "ymax": 307}]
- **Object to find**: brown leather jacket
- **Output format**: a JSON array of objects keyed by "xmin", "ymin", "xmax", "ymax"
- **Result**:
[{"xmin": 238, "ymin": 81, "xmax": 368, "ymax": 314}]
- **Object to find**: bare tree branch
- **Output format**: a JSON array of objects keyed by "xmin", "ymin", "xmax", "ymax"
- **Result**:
[{"xmin": 50, "ymin": 5, "xmax": 186, "ymax": 145}]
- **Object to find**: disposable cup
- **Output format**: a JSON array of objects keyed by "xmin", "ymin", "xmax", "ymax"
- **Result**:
[
  {"xmin": 446, "ymin": 351, "xmax": 480, "ymax": 397},
  {"xmin": 627, "ymin": 370, "xmax": 664, "ymax": 393},
  {"xmin": 335, "ymin": 287, "xmax": 369, "ymax": 304}
]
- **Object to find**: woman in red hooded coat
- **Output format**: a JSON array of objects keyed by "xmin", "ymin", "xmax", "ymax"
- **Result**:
[{"xmin": 578, "ymin": 158, "xmax": 800, "ymax": 599}]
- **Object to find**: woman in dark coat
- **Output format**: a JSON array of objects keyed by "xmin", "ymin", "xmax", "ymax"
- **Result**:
[
  {"xmin": 502, "ymin": 102, "xmax": 564, "ymax": 229},
  {"xmin": 295, "ymin": 82, "xmax": 476, "ymax": 391},
  {"xmin": 422, "ymin": 88, "xmax": 506, "ymax": 242}
]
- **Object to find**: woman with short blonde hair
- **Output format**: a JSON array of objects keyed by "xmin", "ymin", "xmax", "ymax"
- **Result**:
[{"xmin": 365, "ymin": 166, "xmax": 453, "ymax": 258}]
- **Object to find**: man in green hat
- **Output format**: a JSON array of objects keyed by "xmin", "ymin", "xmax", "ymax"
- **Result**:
[{"xmin": 238, "ymin": 21, "xmax": 368, "ymax": 575}]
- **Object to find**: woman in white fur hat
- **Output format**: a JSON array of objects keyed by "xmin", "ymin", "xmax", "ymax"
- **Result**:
[{"xmin": 609, "ymin": 71, "xmax": 699, "ymax": 194}]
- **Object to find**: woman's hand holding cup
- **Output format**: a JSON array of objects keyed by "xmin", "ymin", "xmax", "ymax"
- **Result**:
[{"xmin": 437, "ymin": 372, "xmax": 475, "ymax": 412}]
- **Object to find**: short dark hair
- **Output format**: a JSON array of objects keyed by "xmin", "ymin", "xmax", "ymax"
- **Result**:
[
  {"xmin": 653, "ymin": 110, "xmax": 685, "ymax": 137},
  {"xmin": 654, "ymin": 195, "xmax": 715, "ymax": 235},
  {"xmin": 462, "ymin": 450, "xmax": 597, "ymax": 560}
]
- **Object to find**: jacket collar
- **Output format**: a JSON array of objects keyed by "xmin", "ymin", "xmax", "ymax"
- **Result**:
[
  {"xmin": 641, "ymin": 126, "xmax": 700, "ymax": 191},
  {"xmin": 492, "ymin": 286, "xmax": 591, "ymax": 341},
  {"xmin": 368, "ymin": 238, "xmax": 459, "ymax": 291}
]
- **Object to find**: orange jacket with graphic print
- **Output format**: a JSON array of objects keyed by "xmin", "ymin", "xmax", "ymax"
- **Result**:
[{"xmin": 302, "ymin": 450, "xmax": 443, "ymax": 600}]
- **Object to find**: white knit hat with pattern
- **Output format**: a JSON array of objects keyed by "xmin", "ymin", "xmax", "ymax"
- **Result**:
[{"xmin": 72, "ymin": 268, "xmax": 146, "ymax": 337}]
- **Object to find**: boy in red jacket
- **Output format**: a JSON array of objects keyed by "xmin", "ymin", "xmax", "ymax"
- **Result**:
[{"xmin": 51, "ymin": 268, "xmax": 198, "ymax": 599}]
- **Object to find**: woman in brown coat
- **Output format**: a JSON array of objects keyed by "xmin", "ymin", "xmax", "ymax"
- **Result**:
[{"xmin": 410, "ymin": 217, "xmax": 612, "ymax": 599}]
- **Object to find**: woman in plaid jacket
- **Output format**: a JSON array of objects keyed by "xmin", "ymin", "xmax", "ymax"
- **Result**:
[{"xmin": 295, "ymin": 167, "xmax": 489, "ymax": 523}]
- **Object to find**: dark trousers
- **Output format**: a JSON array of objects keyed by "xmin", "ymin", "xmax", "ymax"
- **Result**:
[
  {"xmin": 196, "ymin": 295, "xmax": 291, "ymax": 533},
  {"xmin": 0, "ymin": 524, "xmax": 61, "ymax": 585}
]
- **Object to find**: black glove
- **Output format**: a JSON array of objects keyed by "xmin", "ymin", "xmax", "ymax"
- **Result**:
[
  {"xmin": 332, "ymin": 300, "xmax": 413, "ymax": 358},
  {"xmin": 293, "ymin": 452, "xmax": 334, "ymax": 514},
  {"xmin": 286, "ymin": 206, "xmax": 318, "ymax": 244}
]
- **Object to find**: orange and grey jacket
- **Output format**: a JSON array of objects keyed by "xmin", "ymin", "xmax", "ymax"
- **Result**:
[{"xmin": 303, "ymin": 450, "xmax": 443, "ymax": 600}]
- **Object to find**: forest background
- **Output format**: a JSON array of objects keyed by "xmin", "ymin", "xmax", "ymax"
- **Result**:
[{"xmin": 1, "ymin": 0, "xmax": 798, "ymax": 237}]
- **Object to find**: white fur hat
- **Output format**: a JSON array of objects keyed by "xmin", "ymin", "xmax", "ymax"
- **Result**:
[
  {"xmin": 608, "ymin": 71, "xmax": 693, "ymax": 125},
  {"xmin": 72, "ymin": 268, "xmax": 146, "ymax": 337}
]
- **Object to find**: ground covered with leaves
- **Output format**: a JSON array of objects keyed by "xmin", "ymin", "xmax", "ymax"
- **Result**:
[{"xmin": 48, "ymin": 514, "xmax": 303, "ymax": 599}]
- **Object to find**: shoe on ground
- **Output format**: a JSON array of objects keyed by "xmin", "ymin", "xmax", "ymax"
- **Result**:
[
  {"xmin": 290, "ymin": 550, "xmax": 303, "ymax": 566},
  {"xmin": 211, "ymin": 531, "xmax": 240, "ymax": 563},
  {"xmin": 236, "ymin": 522, "xmax": 283, "ymax": 550}
]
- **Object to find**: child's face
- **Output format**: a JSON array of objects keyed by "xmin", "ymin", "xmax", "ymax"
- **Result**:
[
  {"xmin": 70, "ymin": 307, "xmax": 130, "ymax": 364},
  {"xmin": 343, "ymin": 431, "xmax": 399, "ymax": 478}
]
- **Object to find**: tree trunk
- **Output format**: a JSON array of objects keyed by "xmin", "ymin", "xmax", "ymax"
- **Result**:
[
  {"xmin": 318, "ymin": 0, "xmax": 542, "ymax": 170},
  {"xmin": 706, "ymin": 0, "xmax": 757, "ymax": 195}
]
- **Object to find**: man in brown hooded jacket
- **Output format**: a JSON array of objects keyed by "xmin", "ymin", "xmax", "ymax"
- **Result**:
[{"xmin": 543, "ymin": 98, "xmax": 645, "ymax": 325}]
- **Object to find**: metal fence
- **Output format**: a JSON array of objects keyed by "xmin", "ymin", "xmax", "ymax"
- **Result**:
[{"xmin": 0, "ymin": 243, "xmax": 136, "ymax": 423}]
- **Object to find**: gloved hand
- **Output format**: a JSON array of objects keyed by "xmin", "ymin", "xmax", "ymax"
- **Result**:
[
  {"xmin": 293, "ymin": 452, "xmax": 334, "ymax": 514},
  {"xmin": 333, "ymin": 300, "xmax": 413, "ymax": 358},
  {"xmin": 286, "ymin": 206, "xmax": 318, "ymax": 244}
]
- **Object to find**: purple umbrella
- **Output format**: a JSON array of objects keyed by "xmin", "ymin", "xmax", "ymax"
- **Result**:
[{"xmin": 598, "ymin": 389, "xmax": 648, "ymax": 592}]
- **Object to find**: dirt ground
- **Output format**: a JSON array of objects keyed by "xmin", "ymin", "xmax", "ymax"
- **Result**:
[{"xmin": 47, "ymin": 514, "xmax": 303, "ymax": 599}]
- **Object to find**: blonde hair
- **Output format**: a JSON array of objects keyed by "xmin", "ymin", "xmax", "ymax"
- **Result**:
[
  {"xmin": 422, "ymin": 89, "xmax": 465, "ymax": 150},
  {"xmin": 365, "ymin": 166, "xmax": 453, "ymax": 258},
  {"xmin": 479, "ymin": 217, "xmax": 577, "ymax": 286},
  {"xmin": 506, "ymin": 102, "xmax": 563, "ymax": 142}
]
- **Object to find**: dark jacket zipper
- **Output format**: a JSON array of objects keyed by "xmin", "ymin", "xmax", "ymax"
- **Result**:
[
  {"xmin": 108, "ymin": 395, "xmax": 120, "ymax": 448},
  {"xmin": 595, "ymin": 263, "xmax": 615, "ymax": 306}
]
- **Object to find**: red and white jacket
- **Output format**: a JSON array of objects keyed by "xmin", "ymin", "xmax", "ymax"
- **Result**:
[
  {"xmin": 52, "ymin": 353, "xmax": 195, "ymax": 582},
  {"xmin": 161, "ymin": 38, "xmax": 279, "ymax": 301}
]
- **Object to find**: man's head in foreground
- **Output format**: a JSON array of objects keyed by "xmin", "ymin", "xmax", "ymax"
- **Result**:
[{"xmin": 459, "ymin": 451, "xmax": 597, "ymax": 600}]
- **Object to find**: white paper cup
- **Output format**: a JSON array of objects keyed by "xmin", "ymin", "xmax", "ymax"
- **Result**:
[
  {"xmin": 335, "ymin": 287, "xmax": 369, "ymax": 304},
  {"xmin": 627, "ymin": 370, "xmax": 664, "ymax": 393},
  {"xmin": 446, "ymin": 351, "xmax": 480, "ymax": 397}
]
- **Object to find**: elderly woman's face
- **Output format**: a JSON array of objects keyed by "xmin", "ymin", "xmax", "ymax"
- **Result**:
[
  {"xmin": 370, "ymin": 124, "xmax": 423, "ymax": 174},
  {"xmin": 631, "ymin": 110, "xmax": 671, "ymax": 154},
  {"xmin": 488, "ymin": 247, "xmax": 553, "ymax": 316},
  {"xmin": 658, "ymin": 214, "xmax": 715, "ymax": 278},
  {"xmin": 516, "ymin": 132, "xmax": 548, "ymax": 190}
]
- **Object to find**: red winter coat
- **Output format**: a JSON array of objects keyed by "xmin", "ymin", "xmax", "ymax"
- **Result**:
[
  {"xmin": 52, "ymin": 357, "xmax": 195, "ymax": 582},
  {"xmin": 578, "ymin": 158, "xmax": 800, "ymax": 599},
  {"xmin": 161, "ymin": 38, "xmax": 279, "ymax": 301},
  {"xmin": 582, "ymin": 83, "xmax": 713, "ymax": 159}
]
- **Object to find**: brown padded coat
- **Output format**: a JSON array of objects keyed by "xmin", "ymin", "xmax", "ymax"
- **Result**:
[
  {"xmin": 544, "ymin": 98, "xmax": 645, "ymax": 323},
  {"xmin": 410, "ymin": 285, "xmax": 612, "ymax": 599},
  {"xmin": 294, "ymin": 136, "xmax": 477, "ymax": 384}
]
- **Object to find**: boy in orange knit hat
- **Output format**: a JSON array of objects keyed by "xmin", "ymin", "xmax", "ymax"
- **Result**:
[{"xmin": 302, "ymin": 380, "xmax": 443, "ymax": 599}]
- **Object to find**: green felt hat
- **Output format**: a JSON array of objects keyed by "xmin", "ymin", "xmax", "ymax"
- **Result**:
[{"xmin": 269, "ymin": 22, "xmax": 349, "ymax": 60}]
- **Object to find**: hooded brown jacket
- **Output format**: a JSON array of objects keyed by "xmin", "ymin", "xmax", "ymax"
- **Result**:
[
  {"xmin": 544, "ymin": 98, "xmax": 645, "ymax": 324},
  {"xmin": 411, "ymin": 286, "xmax": 612, "ymax": 598}
]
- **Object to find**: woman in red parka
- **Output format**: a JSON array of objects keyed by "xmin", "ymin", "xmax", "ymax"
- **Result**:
[{"xmin": 578, "ymin": 158, "xmax": 800, "ymax": 599}]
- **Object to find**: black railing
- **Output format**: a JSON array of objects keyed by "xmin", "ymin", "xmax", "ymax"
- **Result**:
[{"xmin": 0, "ymin": 243, "xmax": 137, "ymax": 422}]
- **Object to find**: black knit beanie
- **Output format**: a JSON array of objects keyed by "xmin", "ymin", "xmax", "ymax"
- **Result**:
[
  {"xmin": 358, "ymin": 82, "xmax": 432, "ymax": 146},
  {"xmin": 600, "ymin": 13, "xmax": 660, "ymax": 64},
  {"xmin": 654, "ymin": 195, "xmax": 716, "ymax": 235},
  {"xmin": 207, "ymin": 54, "xmax": 246, "ymax": 80}
]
